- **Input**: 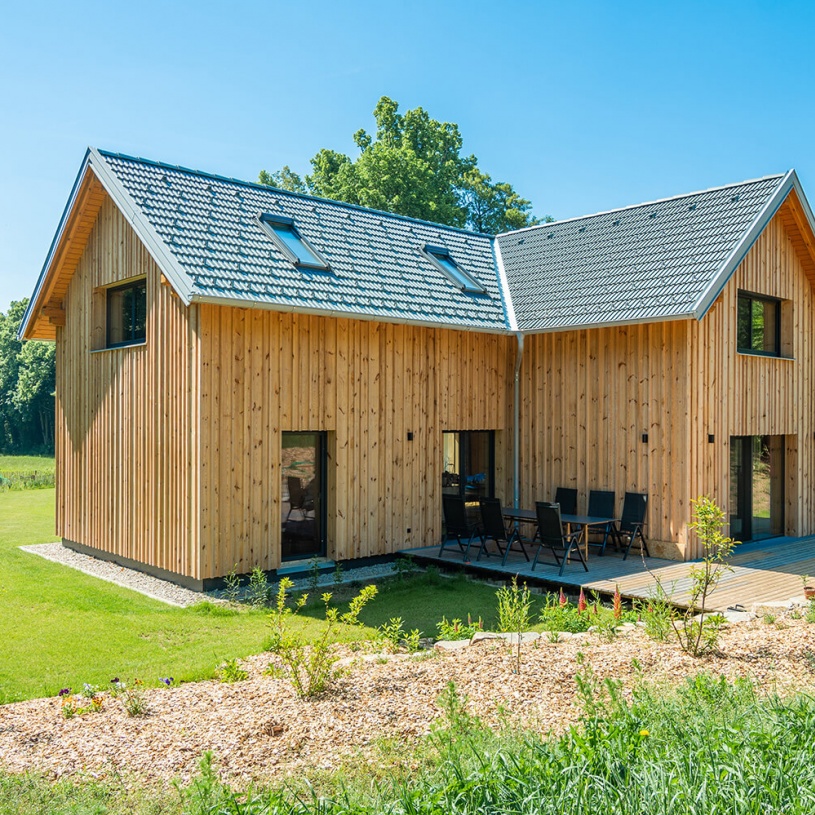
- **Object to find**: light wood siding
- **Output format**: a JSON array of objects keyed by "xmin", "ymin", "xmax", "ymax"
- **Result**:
[
  {"xmin": 689, "ymin": 202, "xmax": 815, "ymax": 551},
  {"xmin": 520, "ymin": 321, "xmax": 691, "ymax": 558},
  {"xmin": 55, "ymin": 196, "xmax": 201, "ymax": 578},
  {"xmin": 198, "ymin": 307, "xmax": 513, "ymax": 578}
]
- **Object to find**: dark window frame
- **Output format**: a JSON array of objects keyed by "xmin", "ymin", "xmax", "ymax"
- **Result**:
[
  {"xmin": 258, "ymin": 213, "xmax": 332, "ymax": 272},
  {"xmin": 423, "ymin": 244, "xmax": 486, "ymax": 294},
  {"xmin": 106, "ymin": 278, "xmax": 147, "ymax": 349},
  {"xmin": 736, "ymin": 291, "xmax": 782, "ymax": 357}
]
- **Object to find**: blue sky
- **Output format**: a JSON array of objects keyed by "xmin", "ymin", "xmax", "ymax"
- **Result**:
[{"xmin": 2, "ymin": 0, "xmax": 814, "ymax": 311}]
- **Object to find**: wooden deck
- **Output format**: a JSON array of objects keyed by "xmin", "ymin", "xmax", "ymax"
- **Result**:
[{"xmin": 400, "ymin": 535, "xmax": 815, "ymax": 611}]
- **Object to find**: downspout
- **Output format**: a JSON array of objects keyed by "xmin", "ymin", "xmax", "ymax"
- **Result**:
[{"xmin": 513, "ymin": 331, "xmax": 523, "ymax": 509}]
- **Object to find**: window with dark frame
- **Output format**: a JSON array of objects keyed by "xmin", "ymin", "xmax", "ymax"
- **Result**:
[
  {"xmin": 737, "ymin": 292, "xmax": 781, "ymax": 356},
  {"xmin": 106, "ymin": 279, "xmax": 147, "ymax": 348},
  {"xmin": 258, "ymin": 213, "xmax": 331, "ymax": 271}
]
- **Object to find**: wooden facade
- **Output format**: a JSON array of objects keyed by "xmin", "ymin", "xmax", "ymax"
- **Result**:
[
  {"xmin": 519, "ymin": 197, "xmax": 815, "ymax": 559},
  {"xmin": 37, "ymin": 174, "xmax": 815, "ymax": 583}
]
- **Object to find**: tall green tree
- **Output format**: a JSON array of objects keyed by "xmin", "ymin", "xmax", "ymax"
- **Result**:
[
  {"xmin": 0, "ymin": 299, "xmax": 55, "ymax": 453},
  {"xmin": 259, "ymin": 97, "xmax": 548, "ymax": 234}
]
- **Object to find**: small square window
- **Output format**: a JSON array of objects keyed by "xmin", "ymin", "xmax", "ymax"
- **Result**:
[
  {"xmin": 737, "ymin": 292, "xmax": 781, "ymax": 356},
  {"xmin": 423, "ymin": 245, "xmax": 486, "ymax": 294},
  {"xmin": 106, "ymin": 279, "xmax": 147, "ymax": 348},
  {"xmin": 258, "ymin": 214, "xmax": 331, "ymax": 271}
]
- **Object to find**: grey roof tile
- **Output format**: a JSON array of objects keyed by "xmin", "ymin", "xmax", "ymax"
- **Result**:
[
  {"xmin": 498, "ymin": 175, "xmax": 787, "ymax": 331},
  {"xmin": 97, "ymin": 151, "xmax": 508, "ymax": 332}
]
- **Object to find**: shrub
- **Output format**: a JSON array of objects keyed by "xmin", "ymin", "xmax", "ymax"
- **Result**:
[{"xmin": 267, "ymin": 581, "xmax": 377, "ymax": 698}]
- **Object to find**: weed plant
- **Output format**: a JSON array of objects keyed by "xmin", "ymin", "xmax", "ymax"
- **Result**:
[
  {"xmin": 247, "ymin": 567, "xmax": 269, "ymax": 608},
  {"xmin": 436, "ymin": 614, "xmax": 483, "ymax": 641},
  {"xmin": 217, "ymin": 658, "xmax": 248, "ymax": 683}
]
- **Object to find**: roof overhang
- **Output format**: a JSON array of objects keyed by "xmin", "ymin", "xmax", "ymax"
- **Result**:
[
  {"xmin": 188, "ymin": 292, "xmax": 514, "ymax": 335},
  {"xmin": 692, "ymin": 170, "xmax": 815, "ymax": 320},
  {"xmin": 19, "ymin": 148, "xmax": 194, "ymax": 341}
]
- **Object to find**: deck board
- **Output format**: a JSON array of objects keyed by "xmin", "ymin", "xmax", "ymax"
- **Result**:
[{"xmin": 400, "ymin": 535, "xmax": 815, "ymax": 610}]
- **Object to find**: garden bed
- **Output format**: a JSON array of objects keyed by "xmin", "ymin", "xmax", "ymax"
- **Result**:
[{"xmin": 1, "ymin": 616, "xmax": 814, "ymax": 784}]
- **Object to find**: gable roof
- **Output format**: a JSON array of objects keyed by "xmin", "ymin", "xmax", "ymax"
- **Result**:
[
  {"xmin": 20, "ymin": 149, "xmax": 815, "ymax": 342},
  {"xmin": 96, "ymin": 149, "xmax": 508, "ymax": 332},
  {"xmin": 497, "ymin": 172, "xmax": 806, "ymax": 332}
]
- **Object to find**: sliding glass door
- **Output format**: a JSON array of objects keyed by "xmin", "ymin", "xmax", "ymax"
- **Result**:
[{"xmin": 729, "ymin": 435, "xmax": 785, "ymax": 542}]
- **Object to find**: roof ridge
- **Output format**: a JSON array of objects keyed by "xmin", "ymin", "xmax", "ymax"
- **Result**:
[
  {"xmin": 95, "ymin": 149, "xmax": 494, "ymax": 239},
  {"xmin": 500, "ymin": 172, "xmax": 789, "ymax": 237}
]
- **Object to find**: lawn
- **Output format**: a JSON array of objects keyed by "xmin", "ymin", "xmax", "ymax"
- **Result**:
[
  {"xmin": 0, "ymin": 453, "xmax": 55, "ymax": 489},
  {"xmin": 0, "ymin": 487, "xmax": 505, "ymax": 704}
]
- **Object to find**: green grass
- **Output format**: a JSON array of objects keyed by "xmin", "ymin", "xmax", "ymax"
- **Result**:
[
  {"xmin": 0, "ymin": 453, "xmax": 55, "ymax": 489},
  {"xmin": 0, "ymin": 490, "xmax": 503, "ymax": 704}
]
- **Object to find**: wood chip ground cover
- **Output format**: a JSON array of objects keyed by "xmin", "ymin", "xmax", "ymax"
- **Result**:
[{"xmin": 1, "ymin": 620, "xmax": 813, "ymax": 784}]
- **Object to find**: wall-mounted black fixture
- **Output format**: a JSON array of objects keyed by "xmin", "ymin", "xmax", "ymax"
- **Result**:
[
  {"xmin": 641, "ymin": 433, "xmax": 648, "ymax": 444},
  {"xmin": 708, "ymin": 434, "xmax": 715, "ymax": 444},
  {"xmin": 407, "ymin": 431, "xmax": 414, "ymax": 441}
]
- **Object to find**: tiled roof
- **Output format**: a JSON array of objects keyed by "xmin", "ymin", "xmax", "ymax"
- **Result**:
[
  {"xmin": 94, "ymin": 150, "xmax": 509, "ymax": 332},
  {"xmin": 497, "ymin": 174, "xmax": 789, "ymax": 331}
]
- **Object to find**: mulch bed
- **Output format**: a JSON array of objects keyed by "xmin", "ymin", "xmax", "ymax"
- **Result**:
[{"xmin": 1, "ymin": 619, "xmax": 814, "ymax": 784}]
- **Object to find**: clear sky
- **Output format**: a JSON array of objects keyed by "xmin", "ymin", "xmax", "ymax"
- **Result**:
[{"xmin": 2, "ymin": 0, "xmax": 814, "ymax": 311}]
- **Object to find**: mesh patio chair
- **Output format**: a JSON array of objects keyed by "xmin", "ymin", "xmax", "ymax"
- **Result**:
[
  {"xmin": 286, "ymin": 476, "xmax": 314, "ymax": 522},
  {"xmin": 617, "ymin": 492, "xmax": 650, "ymax": 560},
  {"xmin": 554, "ymin": 487, "xmax": 578, "ymax": 515},
  {"xmin": 477, "ymin": 497, "xmax": 530, "ymax": 565},
  {"xmin": 586, "ymin": 489, "xmax": 617, "ymax": 556},
  {"xmin": 532, "ymin": 501, "xmax": 588, "ymax": 576},
  {"xmin": 439, "ymin": 493, "xmax": 483, "ymax": 560}
]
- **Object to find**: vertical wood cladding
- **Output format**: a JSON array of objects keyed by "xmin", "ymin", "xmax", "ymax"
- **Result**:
[
  {"xmin": 56, "ymin": 196, "xmax": 201, "ymax": 578},
  {"xmin": 198, "ymin": 309, "xmax": 513, "ymax": 578}
]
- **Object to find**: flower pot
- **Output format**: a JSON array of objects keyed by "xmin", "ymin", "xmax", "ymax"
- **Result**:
[{"xmin": 804, "ymin": 586, "xmax": 815, "ymax": 600}]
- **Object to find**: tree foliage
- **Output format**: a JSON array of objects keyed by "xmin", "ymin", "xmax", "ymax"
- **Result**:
[
  {"xmin": 0, "ymin": 299, "xmax": 55, "ymax": 453},
  {"xmin": 259, "ymin": 97, "xmax": 548, "ymax": 234}
]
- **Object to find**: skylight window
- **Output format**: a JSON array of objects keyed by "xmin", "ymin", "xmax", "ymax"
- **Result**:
[
  {"xmin": 423, "ymin": 245, "xmax": 486, "ymax": 294},
  {"xmin": 258, "ymin": 214, "xmax": 330, "ymax": 271}
]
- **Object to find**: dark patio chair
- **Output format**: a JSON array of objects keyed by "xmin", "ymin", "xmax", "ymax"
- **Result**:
[
  {"xmin": 478, "ymin": 497, "xmax": 530, "ymax": 565},
  {"xmin": 618, "ymin": 492, "xmax": 650, "ymax": 560},
  {"xmin": 587, "ymin": 489, "xmax": 617, "ymax": 556},
  {"xmin": 286, "ymin": 476, "xmax": 314, "ymax": 522},
  {"xmin": 554, "ymin": 487, "xmax": 578, "ymax": 516},
  {"xmin": 439, "ymin": 493, "xmax": 483, "ymax": 560},
  {"xmin": 532, "ymin": 501, "xmax": 588, "ymax": 576}
]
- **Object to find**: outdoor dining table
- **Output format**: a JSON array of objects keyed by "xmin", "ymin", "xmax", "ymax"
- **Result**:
[{"xmin": 502, "ymin": 506, "xmax": 619, "ymax": 560}]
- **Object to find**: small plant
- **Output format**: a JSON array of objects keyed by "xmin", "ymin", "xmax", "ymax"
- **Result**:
[
  {"xmin": 379, "ymin": 617, "xmax": 406, "ymax": 651},
  {"xmin": 392, "ymin": 554, "xmax": 415, "ymax": 580},
  {"xmin": 635, "ymin": 586, "xmax": 674, "ymax": 642},
  {"xmin": 496, "ymin": 577, "xmax": 532, "ymax": 674},
  {"xmin": 806, "ymin": 599, "xmax": 815, "ymax": 624},
  {"xmin": 247, "ymin": 567, "xmax": 269, "ymax": 608},
  {"xmin": 763, "ymin": 613, "xmax": 777, "ymax": 625},
  {"xmin": 268, "ymin": 581, "xmax": 378, "ymax": 698},
  {"xmin": 404, "ymin": 628, "xmax": 422, "ymax": 653},
  {"xmin": 218, "ymin": 658, "xmax": 248, "ymax": 683},
  {"xmin": 223, "ymin": 565, "xmax": 241, "ymax": 604},
  {"xmin": 667, "ymin": 497, "xmax": 735, "ymax": 656},
  {"xmin": 333, "ymin": 560, "xmax": 344, "ymax": 590},
  {"xmin": 59, "ymin": 686, "xmax": 103, "ymax": 719},
  {"xmin": 159, "ymin": 676, "xmax": 175, "ymax": 688},
  {"xmin": 120, "ymin": 679, "xmax": 148, "ymax": 717},
  {"xmin": 308, "ymin": 557, "xmax": 322, "ymax": 595},
  {"xmin": 436, "ymin": 614, "xmax": 483, "ymax": 641}
]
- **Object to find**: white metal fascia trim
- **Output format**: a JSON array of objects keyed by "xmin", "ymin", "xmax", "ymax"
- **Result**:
[
  {"xmin": 189, "ymin": 293, "xmax": 513, "ymax": 335},
  {"xmin": 692, "ymin": 171, "xmax": 795, "ymax": 320},
  {"xmin": 87, "ymin": 148, "xmax": 194, "ymax": 306},
  {"xmin": 492, "ymin": 239, "xmax": 518, "ymax": 332},
  {"xmin": 18, "ymin": 150, "xmax": 93, "ymax": 340}
]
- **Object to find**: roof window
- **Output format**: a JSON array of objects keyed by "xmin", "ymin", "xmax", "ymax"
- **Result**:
[
  {"xmin": 423, "ymin": 245, "xmax": 485, "ymax": 294},
  {"xmin": 258, "ymin": 213, "xmax": 330, "ymax": 271}
]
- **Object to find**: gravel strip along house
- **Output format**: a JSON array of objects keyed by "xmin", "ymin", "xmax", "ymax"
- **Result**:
[{"xmin": 19, "ymin": 149, "xmax": 815, "ymax": 588}]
